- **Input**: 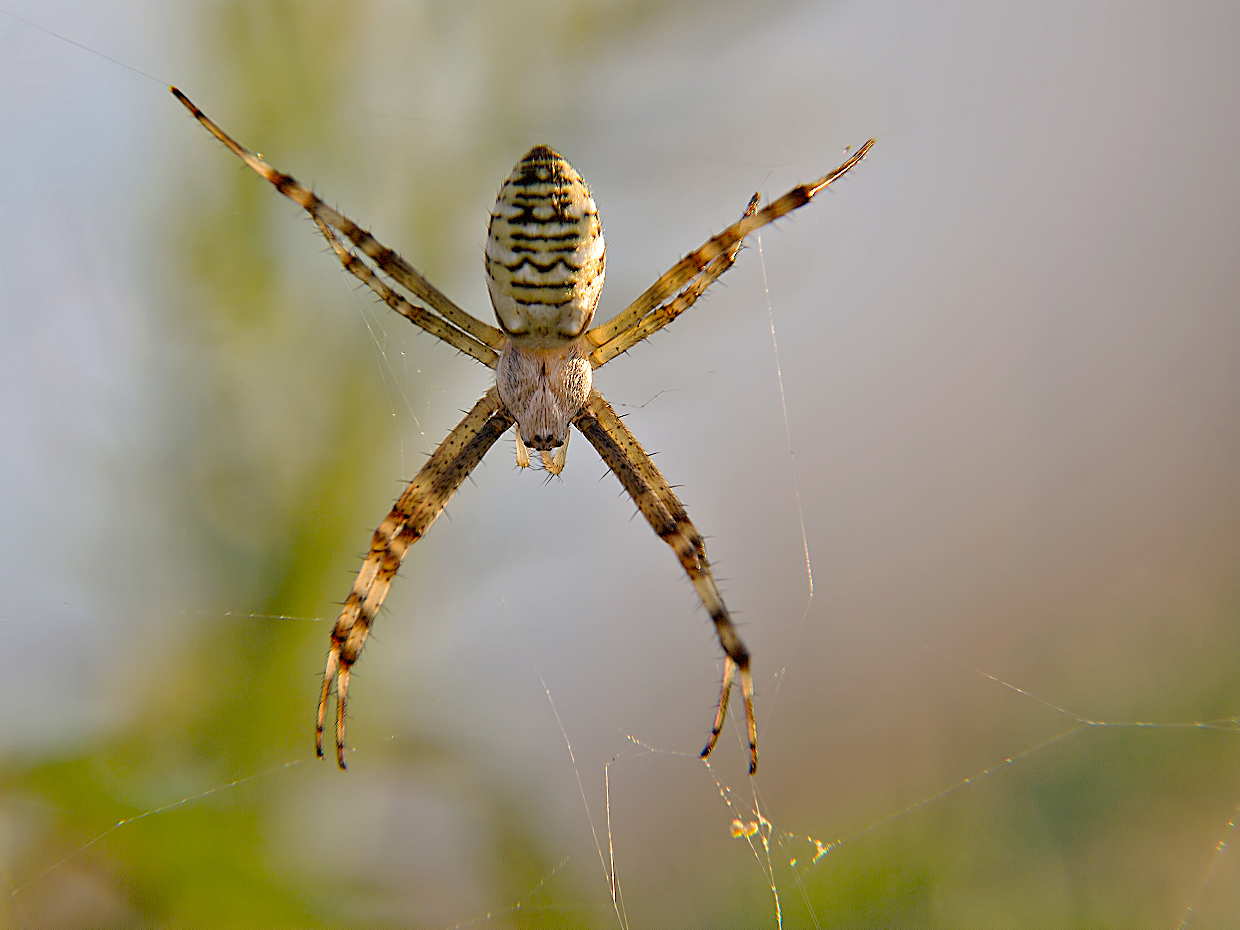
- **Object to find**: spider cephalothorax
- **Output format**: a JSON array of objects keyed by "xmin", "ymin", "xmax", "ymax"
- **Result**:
[{"xmin": 174, "ymin": 85, "xmax": 872, "ymax": 776}]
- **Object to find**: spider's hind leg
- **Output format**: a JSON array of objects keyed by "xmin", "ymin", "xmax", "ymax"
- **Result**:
[
  {"xmin": 315, "ymin": 646, "xmax": 340, "ymax": 762},
  {"xmin": 701, "ymin": 655, "xmax": 758, "ymax": 772},
  {"xmin": 574, "ymin": 389, "xmax": 759, "ymax": 774},
  {"xmin": 316, "ymin": 389, "xmax": 514, "ymax": 769},
  {"xmin": 316, "ymin": 596, "xmax": 372, "ymax": 769}
]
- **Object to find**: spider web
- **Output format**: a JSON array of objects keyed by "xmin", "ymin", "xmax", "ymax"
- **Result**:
[{"xmin": 3, "ymin": 3, "xmax": 1238, "ymax": 929}]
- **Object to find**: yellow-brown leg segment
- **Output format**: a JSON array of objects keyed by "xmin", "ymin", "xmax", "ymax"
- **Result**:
[
  {"xmin": 311, "ymin": 217, "xmax": 498, "ymax": 368},
  {"xmin": 317, "ymin": 388, "xmax": 515, "ymax": 767},
  {"xmin": 586, "ymin": 140, "xmax": 874, "ymax": 361},
  {"xmin": 171, "ymin": 87, "xmax": 507, "ymax": 358},
  {"xmin": 574, "ymin": 390, "xmax": 758, "ymax": 774},
  {"xmin": 586, "ymin": 193, "xmax": 760, "ymax": 368}
]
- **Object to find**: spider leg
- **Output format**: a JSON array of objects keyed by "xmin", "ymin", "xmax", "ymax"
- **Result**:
[
  {"xmin": 586, "ymin": 194, "xmax": 759, "ymax": 368},
  {"xmin": 171, "ymin": 87, "xmax": 506, "ymax": 357},
  {"xmin": 573, "ymin": 390, "xmax": 758, "ymax": 774},
  {"xmin": 311, "ymin": 216, "xmax": 498, "ymax": 368},
  {"xmin": 586, "ymin": 140, "xmax": 874, "ymax": 365},
  {"xmin": 317, "ymin": 387, "xmax": 514, "ymax": 768},
  {"xmin": 705, "ymin": 654, "xmax": 740, "ymax": 760}
]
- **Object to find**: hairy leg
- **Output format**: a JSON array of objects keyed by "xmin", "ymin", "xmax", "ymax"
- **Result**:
[
  {"xmin": 311, "ymin": 216, "xmax": 498, "ymax": 368},
  {"xmin": 587, "ymin": 140, "xmax": 873, "ymax": 360},
  {"xmin": 587, "ymin": 194, "xmax": 759, "ymax": 368},
  {"xmin": 172, "ymin": 87, "xmax": 506, "ymax": 356},
  {"xmin": 318, "ymin": 388, "xmax": 515, "ymax": 767},
  {"xmin": 574, "ymin": 390, "xmax": 758, "ymax": 773}
]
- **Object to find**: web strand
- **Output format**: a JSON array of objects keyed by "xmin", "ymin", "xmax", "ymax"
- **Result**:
[
  {"xmin": 8, "ymin": 759, "xmax": 305, "ymax": 901},
  {"xmin": 692, "ymin": 638, "xmax": 1239, "ymax": 924},
  {"xmin": 0, "ymin": 9, "xmax": 166, "ymax": 86},
  {"xmin": 437, "ymin": 856, "xmax": 574, "ymax": 930},
  {"xmin": 1176, "ymin": 799, "xmax": 1240, "ymax": 930},
  {"xmin": 500, "ymin": 600, "xmax": 628, "ymax": 930},
  {"xmin": 756, "ymin": 232, "xmax": 814, "ymax": 603},
  {"xmin": 751, "ymin": 229, "xmax": 820, "ymax": 756}
]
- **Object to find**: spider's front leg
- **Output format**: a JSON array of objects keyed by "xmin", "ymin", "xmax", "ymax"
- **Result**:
[
  {"xmin": 171, "ymin": 87, "xmax": 506, "ymax": 364},
  {"xmin": 574, "ymin": 390, "xmax": 758, "ymax": 773},
  {"xmin": 586, "ymin": 140, "xmax": 874, "ymax": 368},
  {"xmin": 318, "ymin": 388, "xmax": 514, "ymax": 767}
]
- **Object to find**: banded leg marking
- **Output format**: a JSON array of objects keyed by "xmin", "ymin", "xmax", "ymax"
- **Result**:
[
  {"xmin": 171, "ymin": 87, "xmax": 506, "ymax": 357},
  {"xmin": 311, "ymin": 216, "xmax": 498, "ymax": 368},
  {"xmin": 574, "ymin": 390, "xmax": 758, "ymax": 773},
  {"xmin": 588, "ymin": 193, "xmax": 760, "ymax": 368},
  {"xmin": 587, "ymin": 140, "xmax": 874, "ymax": 357},
  {"xmin": 317, "ymin": 388, "xmax": 514, "ymax": 767}
]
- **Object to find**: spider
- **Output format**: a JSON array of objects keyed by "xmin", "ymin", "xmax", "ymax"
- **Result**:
[{"xmin": 172, "ymin": 87, "xmax": 872, "ymax": 775}]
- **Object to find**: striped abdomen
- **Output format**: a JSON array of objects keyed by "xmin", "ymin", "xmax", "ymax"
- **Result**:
[{"xmin": 485, "ymin": 145, "xmax": 605, "ymax": 348}]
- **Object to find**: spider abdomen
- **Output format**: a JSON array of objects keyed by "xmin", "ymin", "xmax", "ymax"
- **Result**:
[{"xmin": 485, "ymin": 145, "xmax": 605, "ymax": 348}]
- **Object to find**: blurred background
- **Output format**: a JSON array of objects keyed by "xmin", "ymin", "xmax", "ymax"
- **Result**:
[{"xmin": 2, "ymin": 2, "xmax": 1237, "ymax": 927}]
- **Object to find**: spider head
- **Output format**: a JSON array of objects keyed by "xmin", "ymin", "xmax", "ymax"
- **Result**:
[{"xmin": 485, "ymin": 145, "xmax": 606, "ymax": 349}]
